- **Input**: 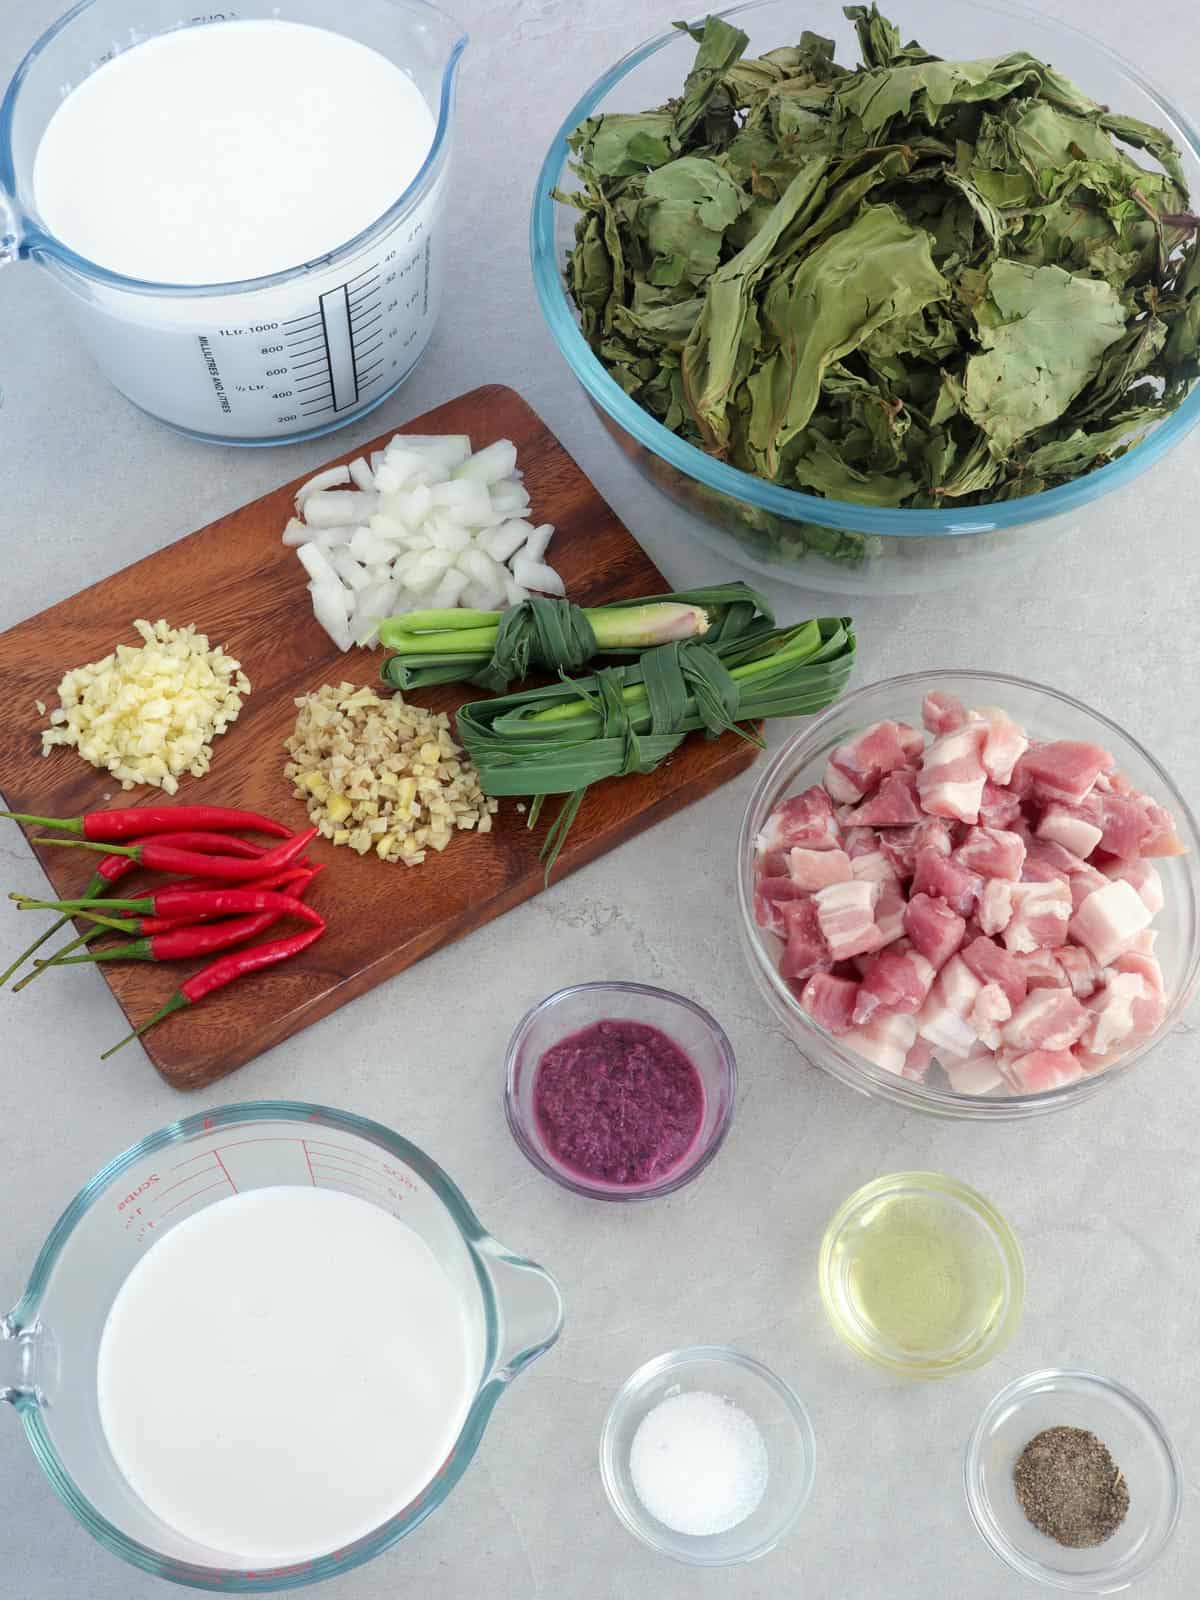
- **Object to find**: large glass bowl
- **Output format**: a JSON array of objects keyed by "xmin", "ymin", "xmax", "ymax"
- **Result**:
[
  {"xmin": 531, "ymin": 0, "xmax": 1200, "ymax": 595},
  {"xmin": 735, "ymin": 671, "xmax": 1200, "ymax": 1119}
]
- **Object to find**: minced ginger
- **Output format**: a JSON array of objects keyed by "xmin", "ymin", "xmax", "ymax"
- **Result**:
[{"xmin": 284, "ymin": 681, "xmax": 497, "ymax": 865}]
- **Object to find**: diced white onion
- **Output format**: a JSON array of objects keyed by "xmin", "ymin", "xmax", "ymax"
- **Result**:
[
  {"xmin": 513, "ymin": 556, "xmax": 565, "ymax": 597},
  {"xmin": 295, "ymin": 464, "xmax": 351, "ymax": 506},
  {"xmin": 348, "ymin": 456, "xmax": 375, "ymax": 492},
  {"xmin": 524, "ymin": 523, "xmax": 555, "ymax": 564},
  {"xmin": 302, "ymin": 490, "xmax": 375, "ymax": 528}
]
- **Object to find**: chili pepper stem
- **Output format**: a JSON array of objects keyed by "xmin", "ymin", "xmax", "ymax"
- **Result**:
[
  {"xmin": 15, "ymin": 925, "xmax": 109, "ymax": 989},
  {"xmin": 30, "ymin": 836, "xmax": 136, "ymax": 857},
  {"xmin": 0, "ymin": 811, "xmax": 82, "ymax": 835},
  {"xmin": 101, "ymin": 993, "xmax": 189, "ymax": 1061}
]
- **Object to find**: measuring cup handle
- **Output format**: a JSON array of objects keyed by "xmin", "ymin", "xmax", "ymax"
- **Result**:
[
  {"xmin": 477, "ymin": 1241, "xmax": 563, "ymax": 1384},
  {"xmin": 1, "ymin": 1313, "xmax": 43, "ymax": 1411},
  {"xmin": 0, "ymin": 185, "xmax": 20, "ymax": 269}
]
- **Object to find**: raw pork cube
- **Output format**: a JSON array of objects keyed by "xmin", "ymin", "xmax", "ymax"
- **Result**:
[
  {"xmin": 960, "ymin": 936, "xmax": 1027, "ymax": 1008},
  {"xmin": 1103, "ymin": 858, "xmax": 1164, "ymax": 915},
  {"xmin": 799, "ymin": 972, "xmax": 859, "ymax": 1035},
  {"xmin": 1069, "ymin": 879, "xmax": 1152, "ymax": 966},
  {"xmin": 824, "ymin": 721, "xmax": 924, "ymax": 803},
  {"xmin": 975, "ymin": 706, "xmax": 1029, "ymax": 786},
  {"xmin": 953, "ymin": 826, "xmax": 1026, "ymax": 881},
  {"xmin": 788, "ymin": 847, "xmax": 854, "ymax": 892},
  {"xmin": 1017, "ymin": 948, "xmax": 1068, "ymax": 990},
  {"xmin": 1005, "ymin": 1049, "xmax": 1084, "ymax": 1093},
  {"xmin": 1016, "ymin": 741, "xmax": 1113, "ymax": 805},
  {"xmin": 978, "ymin": 879, "xmax": 1014, "ymax": 936},
  {"xmin": 917, "ymin": 955, "xmax": 983, "ymax": 1058},
  {"xmin": 1069, "ymin": 864, "xmax": 1111, "ymax": 912},
  {"xmin": 903, "ymin": 892, "xmax": 966, "ymax": 969},
  {"xmin": 1056, "ymin": 945, "xmax": 1101, "ymax": 1000},
  {"xmin": 874, "ymin": 879, "xmax": 907, "ymax": 948},
  {"xmin": 851, "ymin": 848, "xmax": 898, "ymax": 884},
  {"xmin": 846, "ymin": 769, "xmax": 924, "ymax": 827},
  {"xmin": 779, "ymin": 898, "xmax": 833, "ymax": 989},
  {"xmin": 1022, "ymin": 839, "xmax": 1089, "ymax": 883},
  {"xmin": 842, "ymin": 826, "xmax": 878, "ymax": 858},
  {"xmin": 903, "ymin": 1037, "xmax": 934, "ymax": 1081},
  {"xmin": 847, "ymin": 1012, "xmax": 918, "ymax": 1073},
  {"xmin": 814, "ymin": 880, "xmax": 882, "ymax": 961},
  {"xmin": 756, "ymin": 786, "xmax": 841, "ymax": 854},
  {"xmin": 1112, "ymin": 930, "xmax": 1165, "ymax": 997},
  {"xmin": 1002, "ymin": 988, "xmax": 1090, "ymax": 1052},
  {"xmin": 922, "ymin": 692, "xmax": 968, "ymax": 735},
  {"xmin": 851, "ymin": 947, "xmax": 936, "ymax": 1026},
  {"xmin": 946, "ymin": 1054, "xmax": 1005, "ymax": 1095},
  {"xmin": 911, "ymin": 848, "xmax": 983, "ymax": 917},
  {"xmin": 1038, "ymin": 801, "xmax": 1103, "ymax": 859},
  {"xmin": 978, "ymin": 781, "xmax": 1023, "ymax": 829},
  {"xmin": 1137, "ymin": 797, "xmax": 1187, "ymax": 857},
  {"xmin": 1085, "ymin": 972, "xmax": 1150, "ymax": 1056},
  {"xmin": 971, "ymin": 983, "xmax": 1012, "ymax": 1049},
  {"xmin": 1094, "ymin": 793, "xmax": 1154, "ymax": 859},
  {"xmin": 918, "ymin": 724, "xmax": 987, "ymax": 824},
  {"xmin": 1003, "ymin": 881, "xmax": 1072, "ymax": 954},
  {"xmin": 753, "ymin": 874, "xmax": 807, "ymax": 937},
  {"xmin": 877, "ymin": 824, "xmax": 923, "ymax": 878}
]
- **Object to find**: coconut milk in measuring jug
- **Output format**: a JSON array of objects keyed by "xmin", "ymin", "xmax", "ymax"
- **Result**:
[{"xmin": 11, "ymin": 10, "xmax": 464, "ymax": 442}]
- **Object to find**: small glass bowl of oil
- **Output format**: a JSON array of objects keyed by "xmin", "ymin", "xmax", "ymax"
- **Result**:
[{"xmin": 818, "ymin": 1172, "xmax": 1024, "ymax": 1379}]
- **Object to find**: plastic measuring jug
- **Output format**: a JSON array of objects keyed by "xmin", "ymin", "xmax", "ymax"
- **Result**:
[
  {"xmin": 0, "ymin": 1101, "xmax": 563, "ymax": 1591},
  {"xmin": 0, "ymin": 0, "xmax": 466, "ymax": 444}
]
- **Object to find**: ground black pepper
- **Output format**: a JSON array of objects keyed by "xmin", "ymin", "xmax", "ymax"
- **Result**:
[{"xmin": 1013, "ymin": 1426, "xmax": 1130, "ymax": 1548}]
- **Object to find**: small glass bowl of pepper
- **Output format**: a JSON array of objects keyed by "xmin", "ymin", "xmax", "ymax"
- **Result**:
[
  {"xmin": 965, "ymin": 1369, "xmax": 1182, "ymax": 1592},
  {"xmin": 504, "ymin": 982, "xmax": 737, "ymax": 1200}
]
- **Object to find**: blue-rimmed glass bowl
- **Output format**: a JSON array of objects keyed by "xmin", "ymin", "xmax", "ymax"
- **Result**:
[{"xmin": 531, "ymin": 0, "xmax": 1200, "ymax": 594}]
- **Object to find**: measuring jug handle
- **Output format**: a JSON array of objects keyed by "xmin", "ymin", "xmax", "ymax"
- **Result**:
[
  {"xmin": 477, "ymin": 1241, "xmax": 563, "ymax": 1384},
  {"xmin": 0, "ymin": 1313, "xmax": 43, "ymax": 1412},
  {"xmin": 0, "ymin": 185, "xmax": 20, "ymax": 270}
]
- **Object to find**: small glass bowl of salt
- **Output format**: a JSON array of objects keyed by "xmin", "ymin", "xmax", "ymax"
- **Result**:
[{"xmin": 599, "ymin": 1346, "xmax": 816, "ymax": 1565}]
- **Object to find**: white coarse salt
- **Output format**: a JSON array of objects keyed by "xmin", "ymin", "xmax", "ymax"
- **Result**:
[{"xmin": 628, "ymin": 1389, "xmax": 768, "ymax": 1537}]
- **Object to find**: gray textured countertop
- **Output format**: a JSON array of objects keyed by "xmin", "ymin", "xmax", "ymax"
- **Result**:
[{"xmin": 1, "ymin": 2, "xmax": 1198, "ymax": 1596}]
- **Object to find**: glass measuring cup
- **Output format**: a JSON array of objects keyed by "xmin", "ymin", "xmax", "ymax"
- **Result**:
[
  {"xmin": 0, "ymin": 0, "xmax": 466, "ymax": 444},
  {"xmin": 0, "ymin": 1101, "xmax": 563, "ymax": 1591}
]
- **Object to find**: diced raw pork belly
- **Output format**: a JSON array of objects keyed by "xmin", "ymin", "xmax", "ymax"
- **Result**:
[
  {"xmin": 970, "ymin": 982, "xmax": 1012, "ymax": 1049},
  {"xmin": 1084, "ymin": 972, "xmax": 1150, "ymax": 1057},
  {"xmin": 1112, "ymin": 930, "xmax": 1164, "ymax": 996},
  {"xmin": 843, "ymin": 826, "xmax": 878, "ymax": 858},
  {"xmin": 1003, "ymin": 880, "xmax": 1072, "ymax": 953},
  {"xmin": 1138, "ymin": 797, "xmax": 1186, "ymax": 857},
  {"xmin": 903, "ymin": 892, "xmax": 966, "ymax": 969},
  {"xmin": 824, "ymin": 721, "xmax": 923, "ymax": 803},
  {"xmin": 903, "ymin": 1036, "xmax": 934, "ymax": 1081},
  {"xmin": 1069, "ymin": 864, "xmax": 1110, "ymax": 913},
  {"xmin": 1069, "ymin": 878, "xmax": 1152, "ymax": 966},
  {"xmin": 846, "ymin": 1011, "xmax": 918, "ymax": 1073},
  {"xmin": 788, "ymin": 847, "xmax": 853, "ymax": 891},
  {"xmin": 960, "ymin": 936, "xmax": 1027, "ymax": 1008},
  {"xmin": 1015, "ymin": 740, "xmax": 1113, "ymax": 805},
  {"xmin": 1022, "ymin": 839, "xmax": 1089, "ymax": 883},
  {"xmin": 918, "ymin": 723, "xmax": 987, "ymax": 824},
  {"xmin": 800, "ymin": 972, "xmax": 859, "ymax": 1035},
  {"xmin": 916, "ymin": 817, "xmax": 954, "ymax": 857},
  {"xmin": 1104, "ymin": 858, "xmax": 1164, "ymax": 915},
  {"xmin": 953, "ymin": 826, "xmax": 1026, "ymax": 881},
  {"xmin": 1056, "ymin": 945, "xmax": 1101, "ymax": 999},
  {"xmin": 756, "ymin": 786, "xmax": 841, "ymax": 855},
  {"xmin": 877, "ymin": 824, "xmax": 923, "ymax": 878},
  {"xmin": 978, "ymin": 878, "xmax": 1014, "ymax": 936},
  {"xmin": 814, "ymin": 879, "xmax": 882, "ymax": 961},
  {"xmin": 874, "ymin": 878, "xmax": 907, "ymax": 948},
  {"xmin": 974, "ymin": 705, "xmax": 1030, "ymax": 786},
  {"xmin": 911, "ymin": 848, "xmax": 983, "ymax": 917},
  {"xmin": 1017, "ymin": 948, "xmax": 1068, "ymax": 989},
  {"xmin": 978, "ymin": 781, "xmax": 1023, "ymax": 829},
  {"xmin": 922, "ymin": 691, "xmax": 968, "ymax": 736},
  {"xmin": 851, "ymin": 849, "xmax": 898, "ymax": 884},
  {"xmin": 1094, "ymin": 792, "xmax": 1154, "ymax": 859},
  {"xmin": 917, "ymin": 955, "xmax": 983, "ymax": 1058},
  {"xmin": 851, "ymin": 946, "xmax": 936, "ymax": 1026},
  {"xmin": 1003, "ymin": 987, "xmax": 1090, "ymax": 1052},
  {"xmin": 846, "ymin": 769, "xmax": 924, "ymax": 827},
  {"xmin": 1005, "ymin": 1049, "xmax": 1084, "ymax": 1093},
  {"xmin": 779, "ymin": 898, "xmax": 833, "ymax": 989},
  {"xmin": 753, "ymin": 874, "xmax": 808, "ymax": 937},
  {"xmin": 945, "ymin": 1054, "xmax": 1005, "ymax": 1094},
  {"xmin": 1038, "ymin": 799, "xmax": 1103, "ymax": 859}
]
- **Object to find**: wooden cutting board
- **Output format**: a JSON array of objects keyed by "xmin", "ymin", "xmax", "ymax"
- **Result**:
[{"xmin": 0, "ymin": 385, "xmax": 758, "ymax": 1088}]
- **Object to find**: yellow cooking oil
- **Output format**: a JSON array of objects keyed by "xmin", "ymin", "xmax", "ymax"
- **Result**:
[{"xmin": 819, "ymin": 1174, "xmax": 1023, "ymax": 1376}]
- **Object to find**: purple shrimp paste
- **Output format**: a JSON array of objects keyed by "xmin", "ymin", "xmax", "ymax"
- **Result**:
[{"xmin": 532, "ymin": 1018, "xmax": 705, "ymax": 1186}]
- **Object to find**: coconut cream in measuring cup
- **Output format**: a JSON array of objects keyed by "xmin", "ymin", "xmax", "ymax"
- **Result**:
[
  {"xmin": 1, "ymin": 1103, "xmax": 562, "ymax": 1589},
  {"xmin": 0, "ymin": 2, "xmax": 467, "ymax": 443}
]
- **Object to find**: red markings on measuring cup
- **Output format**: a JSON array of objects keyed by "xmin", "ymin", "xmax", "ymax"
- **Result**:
[
  {"xmin": 211, "ymin": 1149, "xmax": 238, "ymax": 1194},
  {"xmin": 115, "ymin": 1175, "xmax": 160, "ymax": 1212}
]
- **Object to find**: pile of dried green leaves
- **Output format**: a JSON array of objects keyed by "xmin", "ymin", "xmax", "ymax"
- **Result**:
[{"xmin": 557, "ymin": 5, "xmax": 1200, "ymax": 509}]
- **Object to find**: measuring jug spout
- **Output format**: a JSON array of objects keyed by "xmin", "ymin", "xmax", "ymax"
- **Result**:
[
  {"xmin": 477, "ymin": 1240, "xmax": 563, "ymax": 1385},
  {"xmin": 1, "ymin": 1313, "xmax": 44, "ymax": 1411}
]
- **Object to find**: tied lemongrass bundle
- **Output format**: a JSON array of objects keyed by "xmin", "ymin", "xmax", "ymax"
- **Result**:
[
  {"xmin": 378, "ymin": 582, "xmax": 778, "ymax": 692},
  {"xmin": 455, "ymin": 615, "xmax": 855, "ymax": 870}
]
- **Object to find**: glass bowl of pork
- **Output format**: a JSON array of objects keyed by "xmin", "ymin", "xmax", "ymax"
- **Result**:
[
  {"xmin": 531, "ymin": 0, "xmax": 1200, "ymax": 596},
  {"xmin": 736, "ymin": 672, "xmax": 1200, "ymax": 1119}
]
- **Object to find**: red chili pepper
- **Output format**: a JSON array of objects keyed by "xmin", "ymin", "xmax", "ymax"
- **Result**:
[
  {"xmin": 54, "ymin": 906, "xmax": 317, "ymax": 966},
  {"xmin": 101, "ymin": 922, "xmax": 326, "ymax": 1059},
  {"xmin": 0, "ymin": 805, "xmax": 292, "ymax": 841},
  {"xmin": 30, "ymin": 826, "xmax": 318, "ymax": 882},
  {"xmin": 16, "ymin": 884, "xmax": 323, "ymax": 924}
]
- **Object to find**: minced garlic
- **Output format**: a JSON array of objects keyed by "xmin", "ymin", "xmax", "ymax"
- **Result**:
[
  {"xmin": 40, "ymin": 619, "xmax": 250, "ymax": 793},
  {"xmin": 284, "ymin": 681, "xmax": 497, "ymax": 865}
]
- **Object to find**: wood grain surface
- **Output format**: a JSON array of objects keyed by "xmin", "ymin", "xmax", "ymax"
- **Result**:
[{"xmin": 0, "ymin": 386, "xmax": 758, "ymax": 1088}]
